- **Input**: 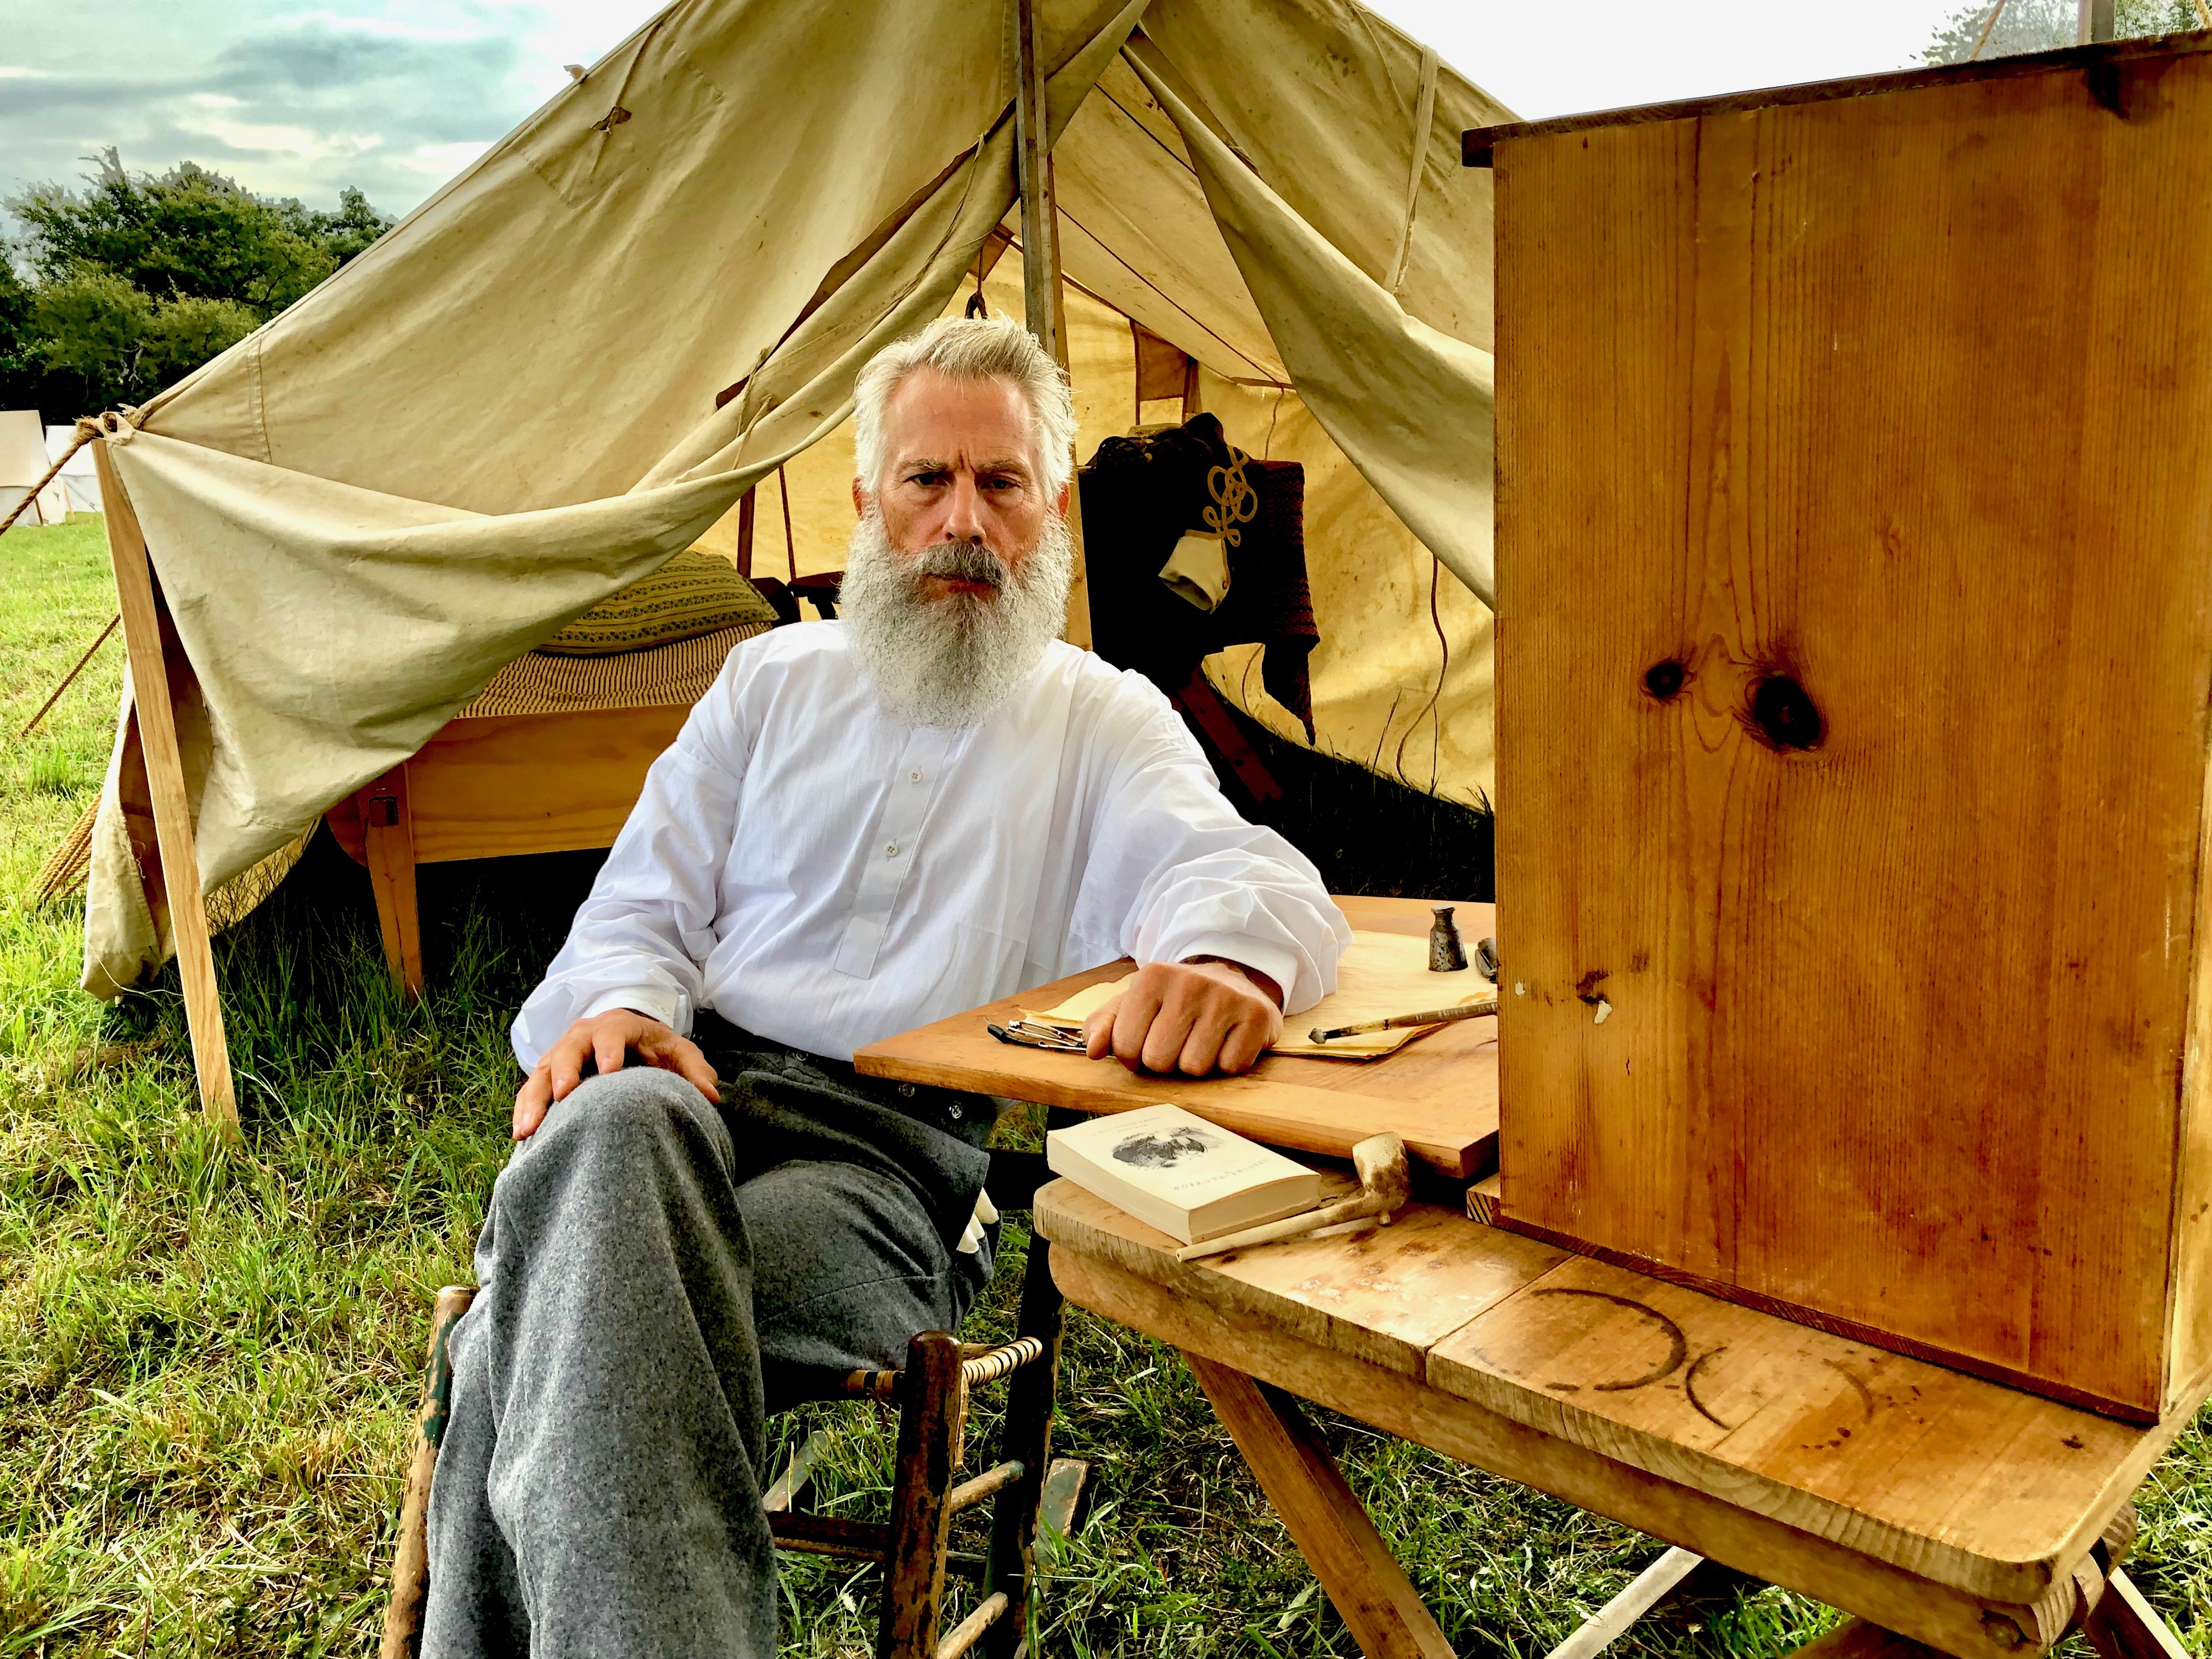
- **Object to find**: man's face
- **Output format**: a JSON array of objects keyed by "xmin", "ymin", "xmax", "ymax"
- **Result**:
[{"xmin": 853, "ymin": 366, "xmax": 1069, "ymax": 597}]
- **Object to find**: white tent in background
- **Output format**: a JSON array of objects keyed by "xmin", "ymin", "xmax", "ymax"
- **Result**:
[
  {"xmin": 1, "ymin": 411, "xmax": 70, "ymax": 526},
  {"xmin": 45, "ymin": 425, "xmax": 102, "ymax": 514}
]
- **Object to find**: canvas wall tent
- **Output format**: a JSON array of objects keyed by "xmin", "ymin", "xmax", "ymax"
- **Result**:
[
  {"xmin": 2, "ymin": 411, "xmax": 70, "ymax": 527},
  {"xmin": 78, "ymin": 0, "xmax": 1506, "ymax": 1115}
]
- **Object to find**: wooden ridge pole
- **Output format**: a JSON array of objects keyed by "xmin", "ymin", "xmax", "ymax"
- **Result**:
[
  {"xmin": 1013, "ymin": 0, "xmax": 1093, "ymax": 649},
  {"xmin": 92, "ymin": 434, "xmax": 238, "ymax": 1126}
]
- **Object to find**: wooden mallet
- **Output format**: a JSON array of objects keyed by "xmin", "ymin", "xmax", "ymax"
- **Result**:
[{"xmin": 1175, "ymin": 1133, "xmax": 1412, "ymax": 1261}]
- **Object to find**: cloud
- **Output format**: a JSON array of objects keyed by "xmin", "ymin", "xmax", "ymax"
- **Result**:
[{"xmin": 0, "ymin": 8, "xmax": 561, "ymax": 216}]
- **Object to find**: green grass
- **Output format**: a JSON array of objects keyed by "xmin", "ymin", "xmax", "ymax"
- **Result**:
[{"xmin": 0, "ymin": 514, "xmax": 2209, "ymax": 1656}]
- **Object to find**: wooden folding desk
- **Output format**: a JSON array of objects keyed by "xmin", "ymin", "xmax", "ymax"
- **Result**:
[
  {"xmin": 856, "ymin": 897, "xmax": 2201, "ymax": 1659},
  {"xmin": 856, "ymin": 894, "xmax": 1501, "ymax": 1180}
]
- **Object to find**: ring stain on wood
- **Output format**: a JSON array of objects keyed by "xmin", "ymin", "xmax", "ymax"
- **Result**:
[
  {"xmin": 1822, "ymin": 1359, "xmax": 1877, "ymax": 1423},
  {"xmin": 1682, "ymin": 1346, "xmax": 1737, "ymax": 1430},
  {"xmin": 1533, "ymin": 1288, "xmax": 1689, "ymax": 1391}
]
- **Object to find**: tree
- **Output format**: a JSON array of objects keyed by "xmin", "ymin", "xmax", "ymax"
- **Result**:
[
  {"xmin": 2, "ymin": 151, "xmax": 393, "ymax": 416},
  {"xmin": 30, "ymin": 270, "xmax": 154, "ymax": 390},
  {"xmin": 0, "ymin": 260, "xmax": 40, "ymax": 414},
  {"xmin": 306, "ymin": 187, "xmax": 394, "ymax": 268},
  {"xmin": 1923, "ymin": 0, "xmax": 2202, "ymax": 63}
]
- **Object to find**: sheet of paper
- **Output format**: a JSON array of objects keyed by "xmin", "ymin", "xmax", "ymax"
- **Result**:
[{"xmin": 1023, "ymin": 930, "xmax": 1493, "ymax": 1061}]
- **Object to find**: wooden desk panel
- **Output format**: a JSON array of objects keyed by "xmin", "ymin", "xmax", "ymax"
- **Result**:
[{"xmin": 854, "ymin": 897, "xmax": 1500, "ymax": 1177}]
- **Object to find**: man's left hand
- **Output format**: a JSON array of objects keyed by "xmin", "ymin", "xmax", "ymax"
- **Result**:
[{"xmin": 1082, "ymin": 958, "xmax": 1283, "ymax": 1076}]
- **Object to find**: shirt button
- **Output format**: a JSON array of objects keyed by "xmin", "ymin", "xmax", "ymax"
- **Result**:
[
  {"xmin": 908, "ymin": 769, "xmax": 923, "ymax": 783},
  {"xmin": 885, "ymin": 842, "xmax": 900, "ymax": 857}
]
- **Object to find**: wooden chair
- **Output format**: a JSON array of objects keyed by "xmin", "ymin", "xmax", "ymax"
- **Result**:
[{"xmin": 379, "ymin": 1146, "xmax": 1086, "ymax": 1659}]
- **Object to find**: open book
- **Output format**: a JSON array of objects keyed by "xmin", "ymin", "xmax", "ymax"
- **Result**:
[{"xmin": 1046, "ymin": 1104, "xmax": 1323, "ymax": 1244}]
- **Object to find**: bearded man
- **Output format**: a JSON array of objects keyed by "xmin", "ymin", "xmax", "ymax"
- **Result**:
[{"xmin": 421, "ymin": 316, "xmax": 1348, "ymax": 1657}]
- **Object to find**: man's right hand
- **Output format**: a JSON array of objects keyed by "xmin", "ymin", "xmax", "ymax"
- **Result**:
[{"xmin": 512, "ymin": 1009, "xmax": 720, "ymax": 1141}]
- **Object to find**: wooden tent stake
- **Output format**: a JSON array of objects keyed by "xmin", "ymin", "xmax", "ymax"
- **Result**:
[
  {"xmin": 92, "ymin": 436, "xmax": 238, "ymax": 1126},
  {"xmin": 1013, "ymin": 0, "xmax": 1094, "ymax": 650}
]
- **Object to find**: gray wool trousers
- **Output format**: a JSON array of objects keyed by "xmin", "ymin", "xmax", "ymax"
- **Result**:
[{"xmin": 420, "ymin": 1022, "xmax": 1001, "ymax": 1659}]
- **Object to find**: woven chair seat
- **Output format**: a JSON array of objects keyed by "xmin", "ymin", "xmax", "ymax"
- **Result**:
[{"xmin": 456, "ymin": 620, "xmax": 770, "ymax": 720}]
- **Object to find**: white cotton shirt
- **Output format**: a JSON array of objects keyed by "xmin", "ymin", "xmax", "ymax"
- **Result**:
[{"xmin": 510, "ymin": 623, "xmax": 1350, "ymax": 1070}]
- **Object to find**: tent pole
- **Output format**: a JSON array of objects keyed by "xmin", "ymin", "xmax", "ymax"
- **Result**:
[
  {"xmin": 91, "ymin": 436, "xmax": 239, "ymax": 1127},
  {"xmin": 735, "ymin": 486, "xmax": 756, "ymax": 579},
  {"xmin": 1014, "ymin": 0, "xmax": 1064, "ymax": 364},
  {"xmin": 1013, "ymin": 0, "xmax": 1093, "ymax": 649}
]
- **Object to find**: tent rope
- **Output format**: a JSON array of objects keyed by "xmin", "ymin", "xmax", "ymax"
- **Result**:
[
  {"xmin": 967, "ymin": 241, "xmax": 991, "ymax": 318},
  {"xmin": 1391, "ymin": 555, "xmax": 1451, "ymax": 793},
  {"xmin": 20, "ymin": 613, "xmax": 119, "ymax": 738},
  {"xmin": 1385, "ymin": 45, "xmax": 1440, "ymax": 298},
  {"xmin": 0, "ymin": 421, "xmax": 95, "ymax": 538},
  {"xmin": 1970, "ymin": 0, "xmax": 2012, "ymax": 60}
]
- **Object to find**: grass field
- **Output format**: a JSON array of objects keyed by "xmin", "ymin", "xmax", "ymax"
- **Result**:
[{"xmin": 3, "ymin": 515, "xmax": 2211, "ymax": 1657}]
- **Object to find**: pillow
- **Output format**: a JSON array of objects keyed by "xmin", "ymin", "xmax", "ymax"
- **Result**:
[{"xmin": 536, "ymin": 549, "xmax": 781, "ymax": 657}]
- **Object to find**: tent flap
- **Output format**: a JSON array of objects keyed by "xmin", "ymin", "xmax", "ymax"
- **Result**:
[{"xmin": 1125, "ymin": 43, "xmax": 1496, "ymax": 605}]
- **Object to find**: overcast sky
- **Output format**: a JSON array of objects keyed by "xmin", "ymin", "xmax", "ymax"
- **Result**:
[{"xmin": 0, "ymin": 0, "xmax": 1983, "ymax": 220}]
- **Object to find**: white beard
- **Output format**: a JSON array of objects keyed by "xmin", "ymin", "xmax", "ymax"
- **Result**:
[{"xmin": 837, "ymin": 506, "xmax": 1075, "ymax": 727}]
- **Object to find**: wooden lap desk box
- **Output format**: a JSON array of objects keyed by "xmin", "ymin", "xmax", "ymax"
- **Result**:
[
  {"xmin": 861, "ymin": 894, "xmax": 1502, "ymax": 1180},
  {"xmin": 857, "ymin": 894, "xmax": 2203, "ymax": 1659},
  {"xmin": 1487, "ymin": 33, "xmax": 2212, "ymax": 1426}
]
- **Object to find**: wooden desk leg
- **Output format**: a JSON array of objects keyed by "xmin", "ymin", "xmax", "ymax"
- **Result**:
[
  {"xmin": 983, "ymin": 1224, "xmax": 1068, "ymax": 1659},
  {"xmin": 1183, "ymin": 1353, "xmax": 1454, "ymax": 1659},
  {"xmin": 1783, "ymin": 1622, "xmax": 1946, "ymax": 1659},
  {"xmin": 2083, "ymin": 1570, "xmax": 2191, "ymax": 1659},
  {"xmin": 1545, "ymin": 1548, "xmax": 1750, "ymax": 1659},
  {"xmin": 360, "ymin": 766, "xmax": 423, "ymax": 997}
]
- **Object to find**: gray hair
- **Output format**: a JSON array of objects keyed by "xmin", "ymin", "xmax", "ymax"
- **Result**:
[{"xmin": 851, "ymin": 315, "xmax": 1077, "ymax": 502}]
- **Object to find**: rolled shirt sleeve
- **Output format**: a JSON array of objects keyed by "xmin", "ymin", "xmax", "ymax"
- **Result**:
[{"xmin": 1078, "ymin": 684, "xmax": 1350, "ymax": 1014}]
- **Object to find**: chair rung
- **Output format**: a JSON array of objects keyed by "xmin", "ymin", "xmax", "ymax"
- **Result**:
[
  {"xmin": 935, "ymin": 1589, "xmax": 1011, "ymax": 1659},
  {"xmin": 839, "ymin": 1365, "xmax": 901, "ymax": 1401},
  {"xmin": 768, "ymin": 1511, "xmax": 888, "ymax": 1561},
  {"xmin": 959, "ymin": 1336, "xmax": 1045, "ymax": 1387},
  {"xmin": 946, "ymin": 1458, "xmax": 1025, "ymax": 1516},
  {"xmin": 843, "ymin": 1334, "xmax": 1046, "ymax": 1401}
]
